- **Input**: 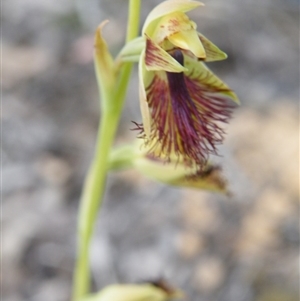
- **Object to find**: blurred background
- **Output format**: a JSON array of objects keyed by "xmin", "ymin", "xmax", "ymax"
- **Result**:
[{"xmin": 2, "ymin": 0, "xmax": 299, "ymax": 300}]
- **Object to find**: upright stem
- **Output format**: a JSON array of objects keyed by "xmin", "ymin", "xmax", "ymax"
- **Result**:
[{"xmin": 72, "ymin": 1, "xmax": 141, "ymax": 300}]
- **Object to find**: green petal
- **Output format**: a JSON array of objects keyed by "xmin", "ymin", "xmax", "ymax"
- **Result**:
[
  {"xmin": 145, "ymin": 36, "xmax": 187, "ymax": 72},
  {"xmin": 118, "ymin": 36, "xmax": 145, "ymax": 63},
  {"xmin": 198, "ymin": 32, "xmax": 228, "ymax": 62},
  {"xmin": 143, "ymin": 0, "xmax": 203, "ymax": 36}
]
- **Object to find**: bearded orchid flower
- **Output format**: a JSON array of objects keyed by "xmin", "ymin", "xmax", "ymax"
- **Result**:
[
  {"xmin": 121, "ymin": 0, "xmax": 239, "ymax": 169},
  {"xmin": 73, "ymin": 1, "xmax": 240, "ymax": 300}
]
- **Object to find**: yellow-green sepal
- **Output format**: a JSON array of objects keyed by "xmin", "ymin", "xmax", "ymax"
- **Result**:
[
  {"xmin": 134, "ymin": 154, "xmax": 228, "ymax": 194},
  {"xmin": 169, "ymin": 164, "xmax": 228, "ymax": 193},
  {"xmin": 94, "ymin": 20, "xmax": 117, "ymax": 111},
  {"xmin": 108, "ymin": 143, "xmax": 228, "ymax": 194},
  {"xmin": 133, "ymin": 141, "xmax": 228, "ymax": 193}
]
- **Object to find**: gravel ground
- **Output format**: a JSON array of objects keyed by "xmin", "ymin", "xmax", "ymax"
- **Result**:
[{"xmin": 2, "ymin": 0, "xmax": 299, "ymax": 301}]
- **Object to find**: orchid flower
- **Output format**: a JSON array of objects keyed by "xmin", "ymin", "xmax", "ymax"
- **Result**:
[{"xmin": 121, "ymin": 0, "xmax": 239, "ymax": 169}]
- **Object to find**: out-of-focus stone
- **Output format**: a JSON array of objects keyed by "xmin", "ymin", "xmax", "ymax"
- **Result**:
[
  {"xmin": 235, "ymin": 187, "xmax": 292, "ymax": 258},
  {"xmin": 31, "ymin": 278, "xmax": 70, "ymax": 301},
  {"xmin": 192, "ymin": 257, "xmax": 225, "ymax": 293},
  {"xmin": 2, "ymin": 44, "xmax": 52, "ymax": 88},
  {"xmin": 180, "ymin": 191, "xmax": 220, "ymax": 233},
  {"xmin": 175, "ymin": 231, "xmax": 205, "ymax": 260},
  {"xmin": 256, "ymin": 188, "xmax": 294, "ymax": 221},
  {"xmin": 70, "ymin": 35, "xmax": 94, "ymax": 65},
  {"xmin": 236, "ymin": 210, "xmax": 280, "ymax": 257},
  {"xmin": 3, "ymin": 164, "xmax": 37, "ymax": 195},
  {"xmin": 35, "ymin": 154, "xmax": 72, "ymax": 186},
  {"xmin": 228, "ymin": 103, "xmax": 299, "ymax": 199}
]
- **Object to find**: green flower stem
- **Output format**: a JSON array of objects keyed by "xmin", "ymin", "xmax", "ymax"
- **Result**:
[
  {"xmin": 126, "ymin": 0, "xmax": 141, "ymax": 42},
  {"xmin": 72, "ymin": 0, "xmax": 141, "ymax": 300},
  {"xmin": 72, "ymin": 111, "xmax": 119, "ymax": 301}
]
